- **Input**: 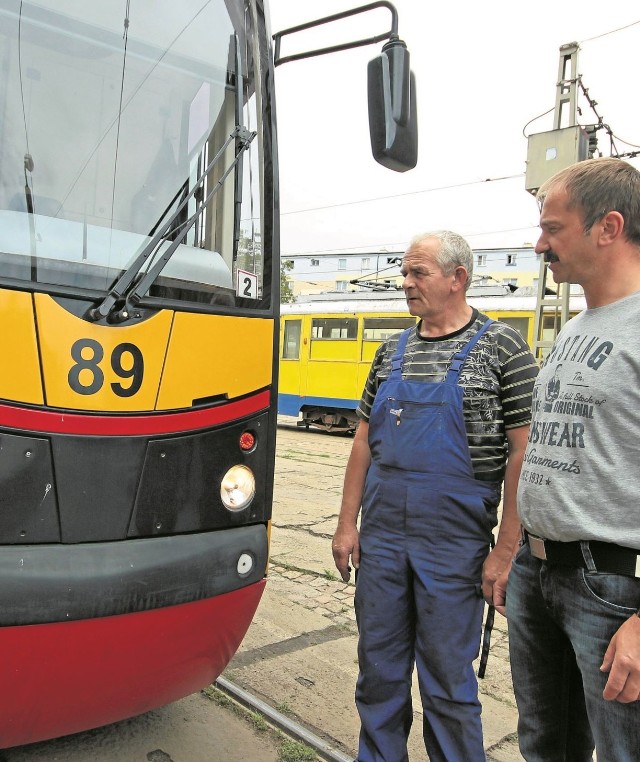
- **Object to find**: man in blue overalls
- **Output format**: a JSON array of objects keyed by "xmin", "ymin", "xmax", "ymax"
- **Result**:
[{"xmin": 332, "ymin": 231, "xmax": 537, "ymax": 761}]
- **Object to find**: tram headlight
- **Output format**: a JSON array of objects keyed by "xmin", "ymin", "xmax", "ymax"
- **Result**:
[{"xmin": 221, "ymin": 465, "xmax": 255, "ymax": 511}]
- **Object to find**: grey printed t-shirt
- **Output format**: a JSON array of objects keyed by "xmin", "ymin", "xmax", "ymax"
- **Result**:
[{"xmin": 518, "ymin": 289, "xmax": 640, "ymax": 548}]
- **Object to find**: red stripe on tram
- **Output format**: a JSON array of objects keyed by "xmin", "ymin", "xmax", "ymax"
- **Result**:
[{"xmin": 0, "ymin": 390, "xmax": 270, "ymax": 436}]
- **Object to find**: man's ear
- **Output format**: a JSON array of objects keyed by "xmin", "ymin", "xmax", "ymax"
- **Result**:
[
  {"xmin": 599, "ymin": 210, "xmax": 625, "ymax": 245},
  {"xmin": 452, "ymin": 266, "xmax": 468, "ymax": 291}
]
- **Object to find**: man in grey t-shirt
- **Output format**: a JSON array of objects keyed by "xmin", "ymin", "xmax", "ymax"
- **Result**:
[{"xmin": 500, "ymin": 157, "xmax": 640, "ymax": 762}]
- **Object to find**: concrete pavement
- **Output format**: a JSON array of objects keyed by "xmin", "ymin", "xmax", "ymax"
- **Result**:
[{"xmin": 237, "ymin": 562, "xmax": 523, "ymax": 761}]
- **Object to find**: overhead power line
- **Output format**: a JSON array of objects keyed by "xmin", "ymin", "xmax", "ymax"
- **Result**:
[
  {"xmin": 579, "ymin": 19, "xmax": 640, "ymax": 44},
  {"xmin": 279, "ymin": 174, "xmax": 524, "ymax": 217},
  {"xmin": 280, "ymin": 22, "xmax": 640, "ymax": 223}
]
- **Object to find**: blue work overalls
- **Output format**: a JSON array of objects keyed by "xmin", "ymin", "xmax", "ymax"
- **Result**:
[{"xmin": 355, "ymin": 321, "xmax": 499, "ymax": 762}]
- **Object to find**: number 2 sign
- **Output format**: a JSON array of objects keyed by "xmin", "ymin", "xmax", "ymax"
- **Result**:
[{"xmin": 236, "ymin": 269, "xmax": 258, "ymax": 300}]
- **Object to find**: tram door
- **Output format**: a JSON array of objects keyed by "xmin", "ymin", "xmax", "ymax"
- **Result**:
[{"xmin": 280, "ymin": 318, "xmax": 304, "ymax": 406}]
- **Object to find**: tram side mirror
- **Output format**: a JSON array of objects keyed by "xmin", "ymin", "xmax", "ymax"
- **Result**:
[{"xmin": 368, "ymin": 38, "xmax": 418, "ymax": 172}]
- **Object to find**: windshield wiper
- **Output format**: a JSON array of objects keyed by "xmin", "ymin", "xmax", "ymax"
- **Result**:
[
  {"xmin": 232, "ymin": 33, "xmax": 246, "ymax": 272},
  {"xmin": 88, "ymin": 123, "xmax": 255, "ymax": 322}
]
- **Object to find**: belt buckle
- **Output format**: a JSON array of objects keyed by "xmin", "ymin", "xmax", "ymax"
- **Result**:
[{"xmin": 528, "ymin": 534, "xmax": 548, "ymax": 561}]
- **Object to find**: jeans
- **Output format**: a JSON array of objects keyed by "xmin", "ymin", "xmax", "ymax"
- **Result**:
[{"xmin": 507, "ymin": 543, "xmax": 640, "ymax": 762}]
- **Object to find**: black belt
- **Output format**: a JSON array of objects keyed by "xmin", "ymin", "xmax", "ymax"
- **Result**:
[{"xmin": 522, "ymin": 530, "xmax": 640, "ymax": 578}]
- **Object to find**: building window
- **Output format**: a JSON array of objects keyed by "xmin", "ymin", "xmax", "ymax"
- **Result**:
[
  {"xmin": 336, "ymin": 281, "xmax": 347, "ymax": 291},
  {"xmin": 477, "ymin": 254, "xmax": 487, "ymax": 267},
  {"xmin": 310, "ymin": 258, "xmax": 319, "ymax": 267},
  {"xmin": 503, "ymin": 278, "xmax": 518, "ymax": 288},
  {"xmin": 361, "ymin": 257, "xmax": 371, "ymax": 268},
  {"xmin": 338, "ymin": 258, "xmax": 347, "ymax": 270},
  {"xmin": 506, "ymin": 253, "xmax": 517, "ymax": 266}
]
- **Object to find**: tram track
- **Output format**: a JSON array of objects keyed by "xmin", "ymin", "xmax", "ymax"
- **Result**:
[{"xmin": 215, "ymin": 677, "xmax": 352, "ymax": 762}]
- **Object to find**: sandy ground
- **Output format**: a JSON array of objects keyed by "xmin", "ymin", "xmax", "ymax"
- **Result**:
[{"xmin": 0, "ymin": 692, "xmax": 282, "ymax": 761}]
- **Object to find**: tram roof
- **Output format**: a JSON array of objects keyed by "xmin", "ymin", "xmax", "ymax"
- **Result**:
[{"xmin": 282, "ymin": 290, "xmax": 587, "ymax": 315}]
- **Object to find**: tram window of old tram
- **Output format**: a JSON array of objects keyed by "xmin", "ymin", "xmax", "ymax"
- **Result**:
[
  {"xmin": 282, "ymin": 320, "xmax": 302, "ymax": 359},
  {"xmin": 311, "ymin": 318, "xmax": 358, "ymax": 339},
  {"xmin": 496, "ymin": 317, "xmax": 529, "ymax": 342},
  {"xmin": 363, "ymin": 317, "xmax": 416, "ymax": 341},
  {"xmin": 542, "ymin": 314, "xmax": 563, "ymax": 343}
]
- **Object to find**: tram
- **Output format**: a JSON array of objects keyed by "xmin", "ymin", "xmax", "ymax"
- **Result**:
[
  {"xmin": 0, "ymin": 0, "xmax": 418, "ymax": 747},
  {"xmin": 278, "ymin": 291, "xmax": 586, "ymax": 432},
  {"xmin": 0, "ymin": 0, "xmax": 423, "ymax": 744},
  {"xmin": 0, "ymin": 0, "xmax": 280, "ymax": 748}
]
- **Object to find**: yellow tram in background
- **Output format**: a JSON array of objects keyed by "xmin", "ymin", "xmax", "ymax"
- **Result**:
[{"xmin": 279, "ymin": 291, "xmax": 586, "ymax": 432}]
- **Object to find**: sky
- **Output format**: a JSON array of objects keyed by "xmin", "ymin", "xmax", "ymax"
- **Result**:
[{"xmin": 267, "ymin": 1, "xmax": 640, "ymax": 260}]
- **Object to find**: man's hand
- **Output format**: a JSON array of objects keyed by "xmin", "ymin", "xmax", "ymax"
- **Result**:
[
  {"xmin": 601, "ymin": 614, "xmax": 640, "ymax": 702},
  {"xmin": 331, "ymin": 422, "xmax": 369, "ymax": 583},
  {"xmin": 332, "ymin": 523, "xmax": 360, "ymax": 583},
  {"xmin": 484, "ymin": 424, "xmax": 527, "ymax": 615},
  {"xmin": 482, "ymin": 544, "xmax": 513, "ymax": 612},
  {"xmin": 492, "ymin": 565, "xmax": 510, "ymax": 617}
]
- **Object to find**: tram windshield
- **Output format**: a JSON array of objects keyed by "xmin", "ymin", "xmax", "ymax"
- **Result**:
[{"xmin": 0, "ymin": 0, "xmax": 269, "ymax": 311}]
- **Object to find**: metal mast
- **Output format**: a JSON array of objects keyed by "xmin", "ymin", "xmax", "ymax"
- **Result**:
[{"xmin": 530, "ymin": 43, "xmax": 580, "ymax": 363}]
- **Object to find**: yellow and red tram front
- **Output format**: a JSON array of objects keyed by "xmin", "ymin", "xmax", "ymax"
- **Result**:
[{"xmin": 0, "ymin": 0, "xmax": 277, "ymax": 747}]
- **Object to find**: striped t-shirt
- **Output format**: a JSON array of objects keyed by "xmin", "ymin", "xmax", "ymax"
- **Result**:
[{"xmin": 357, "ymin": 310, "xmax": 538, "ymax": 482}]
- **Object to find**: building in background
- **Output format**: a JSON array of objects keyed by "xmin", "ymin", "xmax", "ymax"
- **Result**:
[{"xmin": 283, "ymin": 246, "xmax": 541, "ymax": 298}]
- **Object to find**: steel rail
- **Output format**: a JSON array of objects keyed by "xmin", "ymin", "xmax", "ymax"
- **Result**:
[{"xmin": 215, "ymin": 675, "xmax": 353, "ymax": 762}]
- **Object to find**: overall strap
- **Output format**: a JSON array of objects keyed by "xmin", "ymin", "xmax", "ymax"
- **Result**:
[
  {"xmin": 445, "ymin": 318, "xmax": 494, "ymax": 383},
  {"xmin": 390, "ymin": 327, "xmax": 414, "ymax": 377}
]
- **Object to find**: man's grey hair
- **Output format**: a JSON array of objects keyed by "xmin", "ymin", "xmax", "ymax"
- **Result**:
[{"xmin": 407, "ymin": 230, "xmax": 474, "ymax": 291}]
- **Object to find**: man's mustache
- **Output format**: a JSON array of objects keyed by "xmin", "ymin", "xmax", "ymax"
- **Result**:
[{"xmin": 544, "ymin": 250, "xmax": 560, "ymax": 263}]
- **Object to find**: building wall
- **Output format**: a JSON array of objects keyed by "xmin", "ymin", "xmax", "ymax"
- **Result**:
[{"xmin": 284, "ymin": 247, "xmax": 540, "ymax": 296}]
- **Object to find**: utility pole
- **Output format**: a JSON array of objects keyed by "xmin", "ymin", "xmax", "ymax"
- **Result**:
[{"xmin": 526, "ymin": 43, "xmax": 588, "ymax": 362}]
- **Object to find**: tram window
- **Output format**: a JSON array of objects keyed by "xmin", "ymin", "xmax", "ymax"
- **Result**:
[
  {"xmin": 0, "ymin": 3, "xmax": 269, "ymax": 312},
  {"xmin": 311, "ymin": 318, "xmax": 357, "ymax": 339},
  {"xmin": 282, "ymin": 320, "xmax": 302, "ymax": 359},
  {"xmin": 542, "ymin": 314, "xmax": 563, "ymax": 343},
  {"xmin": 497, "ymin": 317, "xmax": 529, "ymax": 342},
  {"xmin": 363, "ymin": 317, "xmax": 416, "ymax": 341}
]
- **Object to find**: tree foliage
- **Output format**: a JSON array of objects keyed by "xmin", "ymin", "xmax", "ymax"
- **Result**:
[{"xmin": 280, "ymin": 259, "xmax": 295, "ymax": 303}]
